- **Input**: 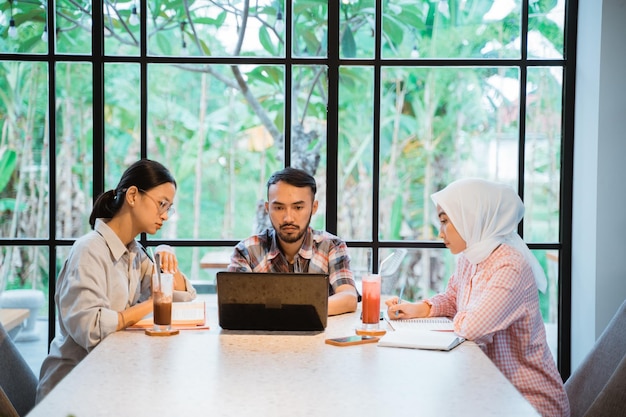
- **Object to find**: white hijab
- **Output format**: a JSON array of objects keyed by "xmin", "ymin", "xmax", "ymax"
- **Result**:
[{"xmin": 431, "ymin": 178, "xmax": 547, "ymax": 293}]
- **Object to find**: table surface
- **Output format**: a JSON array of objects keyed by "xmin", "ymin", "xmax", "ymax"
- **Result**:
[
  {"xmin": 0, "ymin": 308, "xmax": 30, "ymax": 332},
  {"xmin": 200, "ymin": 251, "xmax": 231, "ymax": 269},
  {"xmin": 27, "ymin": 295, "xmax": 539, "ymax": 417}
]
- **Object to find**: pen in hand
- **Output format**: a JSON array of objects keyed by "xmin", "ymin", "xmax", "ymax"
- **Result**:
[{"xmin": 395, "ymin": 287, "xmax": 404, "ymax": 317}]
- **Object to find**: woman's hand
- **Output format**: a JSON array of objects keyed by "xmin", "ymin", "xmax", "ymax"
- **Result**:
[
  {"xmin": 385, "ymin": 296, "xmax": 401, "ymax": 309},
  {"xmin": 154, "ymin": 248, "xmax": 186, "ymax": 291},
  {"xmin": 156, "ymin": 249, "xmax": 178, "ymax": 274},
  {"xmin": 386, "ymin": 298, "xmax": 430, "ymax": 320}
]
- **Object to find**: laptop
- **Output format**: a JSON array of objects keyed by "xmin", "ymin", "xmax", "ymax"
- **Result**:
[{"xmin": 216, "ymin": 271, "xmax": 329, "ymax": 331}]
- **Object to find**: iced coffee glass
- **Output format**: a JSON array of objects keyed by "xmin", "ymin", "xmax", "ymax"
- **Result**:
[
  {"xmin": 361, "ymin": 273, "xmax": 381, "ymax": 331},
  {"xmin": 152, "ymin": 273, "xmax": 173, "ymax": 332}
]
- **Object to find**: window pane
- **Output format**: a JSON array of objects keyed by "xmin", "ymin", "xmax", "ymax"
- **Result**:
[
  {"xmin": 524, "ymin": 66, "xmax": 562, "ymax": 243},
  {"xmin": 147, "ymin": 1, "xmax": 285, "ymax": 57},
  {"xmin": 0, "ymin": 61, "xmax": 49, "ymax": 239},
  {"xmin": 0, "ymin": 1, "xmax": 47, "ymax": 54},
  {"xmin": 535, "ymin": 249, "xmax": 558, "ymax": 321},
  {"xmin": 382, "ymin": 0, "xmax": 521, "ymax": 59},
  {"xmin": 103, "ymin": 2, "xmax": 140, "ymax": 56},
  {"xmin": 0, "ymin": 245, "xmax": 50, "ymax": 375},
  {"xmin": 349, "ymin": 248, "xmax": 452, "ymax": 301},
  {"xmin": 292, "ymin": 65, "xmax": 327, "ymax": 231},
  {"xmin": 293, "ymin": 0, "xmax": 327, "ymax": 58},
  {"xmin": 378, "ymin": 67, "xmax": 520, "ymax": 241},
  {"xmin": 0, "ymin": 245, "xmax": 49, "ymax": 296},
  {"xmin": 340, "ymin": 0, "xmax": 376, "ymax": 59},
  {"xmin": 104, "ymin": 62, "xmax": 141, "ymax": 174},
  {"xmin": 539, "ymin": 249, "xmax": 559, "ymax": 362},
  {"xmin": 528, "ymin": 0, "xmax": 564, "ymax": 59},
  {"xmin": 196, "ymin": 247, "xmax": 233, "ymax": 284},
  {"xmin": 385, "ymin": 248, "xmax": 452, "ymax": 301},
  {"xmin": 146, "ymin": 64, "xmax": 285, "ymax": 241},
  {"xmin": 338, "ymin": 66, "xmax": 374, "ymax": 240},
  {"xmin": 55, "ymin": 0, "xmax": 92, "ymax": 54},
  {"xmin": 103, "ymin": 63, "xmax": 141, "ymax": 231},
  {"xmin": 347, "ymin": 247, "xmax": 370, "ymax": 288},
  {"xmin": 56, "ymin": 62, "xmax": 93, "ymax": 239},
  {"xmin": 379, "ymin": 248, "xmax": 409, "ymax": 296}
]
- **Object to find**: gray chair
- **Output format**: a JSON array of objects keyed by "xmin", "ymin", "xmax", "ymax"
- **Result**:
[
  {"xmin": 380, "ymin": 249, "xmax": 407, "ymax": 295},
  {"xmin": 565, "ymin": 299, "xmax": 626, "ymax": 417},
  {"xmin": 0, "ymin": 322, "xmax": 38, "ymax": 417}
]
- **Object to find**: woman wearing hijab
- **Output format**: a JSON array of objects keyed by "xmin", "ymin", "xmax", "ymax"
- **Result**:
[{"xmin": 386, "ymin": 178, "xmax": 569, "ymax": 417}]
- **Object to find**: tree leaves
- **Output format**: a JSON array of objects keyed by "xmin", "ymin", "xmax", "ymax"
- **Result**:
[
  {"xmin": 341, "ymin": 26, "xmax": 357, "ymax": 58},
  {"xmin": 0, "ymin": 147, "xmax": 16, "ymax": 194}
]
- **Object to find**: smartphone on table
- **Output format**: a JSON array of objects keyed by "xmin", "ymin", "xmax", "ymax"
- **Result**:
[{"xmin": 325, "ymin": 335, "xmax": 379, "ymax": 347}]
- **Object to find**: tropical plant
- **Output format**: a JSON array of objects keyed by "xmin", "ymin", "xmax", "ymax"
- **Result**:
[{"xmin": 0, "ymin": 0, "xmax": 565, "ymax": 322}]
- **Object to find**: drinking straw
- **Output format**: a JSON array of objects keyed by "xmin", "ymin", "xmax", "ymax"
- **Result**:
[
  {"xmin": 149, "ymin": 247, "xmax": 161, "ymax": 288},
  {"xmin": 379, "ymin": 252, "xmax": 394, "ymax": 274}
]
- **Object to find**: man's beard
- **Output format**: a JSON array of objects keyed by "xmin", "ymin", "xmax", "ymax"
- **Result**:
[
  {"xmin": 276, "ymin": 226, "xmax": 307, "ymax": 243},
  {"xmin": 272, "ymin": 214, "xmax": 312, "ymax": 244}
]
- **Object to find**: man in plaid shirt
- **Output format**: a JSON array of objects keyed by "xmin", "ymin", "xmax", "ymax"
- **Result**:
[{"xmin": 228, "ymin": 167, "xmax": 359, "ymax": 316}]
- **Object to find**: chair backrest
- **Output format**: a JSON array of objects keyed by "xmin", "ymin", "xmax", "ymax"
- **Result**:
[
  {"xmin": 380, "ymin": 249, "xmax": 407, "ymax": 295},
  {"xmin": 565, "ymin": 299, "xmax": 626, "ymax": 417},
  {"xmin": 0, "ymin": 323, "xmax": 38, "ymax": 417},
  {"xmin": 582, "ymin": 353, "xmax": 626, "ymax": 417}
]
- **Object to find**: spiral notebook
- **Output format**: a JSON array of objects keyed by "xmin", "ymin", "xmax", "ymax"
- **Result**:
[
  {"xmin": 379, "ymin": 316, "xmax": 464, "ymax": 351},
  {"xmin": 386, "ymin": 316, "xmax": 454, "ymax": 331},
  {"xmin": 378, "ymin": 328, "xmax": 465, "ymax": 351},
  {"xmin": 129, "ymin": 301, "xmax": 207, "ymax": 330}
]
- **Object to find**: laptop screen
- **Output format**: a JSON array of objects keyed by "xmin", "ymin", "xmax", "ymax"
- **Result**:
[{"xmin": 216, "ymin": 272, "xmax": 329, "ymax": 331}]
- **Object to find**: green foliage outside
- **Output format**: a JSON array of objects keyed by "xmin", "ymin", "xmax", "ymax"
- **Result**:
[{"xmin": 0, "ymin": 0, "xmax": 565, "ymax": 322}]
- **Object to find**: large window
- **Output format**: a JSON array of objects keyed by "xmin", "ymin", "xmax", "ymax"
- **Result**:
[{"xmin": 0, "ymin": 0, "xmax": 574, "ymax": 376}]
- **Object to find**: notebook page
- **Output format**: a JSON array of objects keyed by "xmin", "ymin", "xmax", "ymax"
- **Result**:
[
  {"xmin": 378, "ymin": 328, "xmax": 464, "ymax": 351},
  {"xmin": 387, "ymin": 316, "xmax": 454, "ymax": 331},
  {"xmin": 129, "ymin": 301, "xmax": 206, "ymax": 329},
  {"xmin": 171, "ymin": 301, "xmax": 206, "ymax": 323}
]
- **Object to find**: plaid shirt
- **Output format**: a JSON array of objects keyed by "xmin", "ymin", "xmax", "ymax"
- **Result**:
[
  {"xmin": 428, "ymin": 244, "xmax": 570, "ymax": 417},
  {"xmin": 228, "ymin": 227, "xmax": 356, "ymax": 295}
]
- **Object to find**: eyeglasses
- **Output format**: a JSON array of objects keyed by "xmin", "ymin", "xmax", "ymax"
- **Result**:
[{"xmin": 138, "ymin": 188, "xmax": 175, "ymax": 216}]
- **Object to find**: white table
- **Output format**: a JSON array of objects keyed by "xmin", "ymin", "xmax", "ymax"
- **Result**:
[
  {"xmin": 0, "ymin": 308, "xmax": 29, "ymax": 332},
  {"xmin": 27, "ymin": 295, "xmax": 538, "ymax": 417},
  {"xmin": 199, "ymin": 250, "xmax": 231, "ymax": 269}
]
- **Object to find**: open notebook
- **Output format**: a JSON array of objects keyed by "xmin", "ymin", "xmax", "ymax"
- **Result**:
[
  {"xmin": 129, "ymin": 301, "xmax": 208, "ymax": 330},
  {"xmin": 386, "ymin": 316, "xmax": 454, "ymax": 331},
  {"xmin": 379, "ymin": 316, "xmax": 464, "ymax": 351},
  {"xmin": 378, "ymin": 329, "xmax": 464, "ymax": 351}
]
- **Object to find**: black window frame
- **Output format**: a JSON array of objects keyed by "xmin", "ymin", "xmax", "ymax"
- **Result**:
[{"xmin": 0, "ymin": 0, "xmax": 576, "ymax": 378}]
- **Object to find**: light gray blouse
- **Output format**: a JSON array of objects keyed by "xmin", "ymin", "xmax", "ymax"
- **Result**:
[{"xmin": 36, "ymin": 219, "xmax": 196, "ymax": 401}]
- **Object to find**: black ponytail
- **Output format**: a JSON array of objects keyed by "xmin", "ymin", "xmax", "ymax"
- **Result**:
[
  {"xmin": 88, "ymin": 159, "xmax": 176, "ymax": 229},
  {"xmin": 89, "ymin": 190, "xmax": 123, "ymax": 228}
]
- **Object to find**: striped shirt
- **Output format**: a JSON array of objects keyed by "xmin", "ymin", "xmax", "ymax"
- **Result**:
[
  {"xmin": 228, "ymin": 227, "xmax": 356, "ymax": 295},
  {"xmin": 428, "ymin": 244, "xmax": 570, "ymax": 417}
]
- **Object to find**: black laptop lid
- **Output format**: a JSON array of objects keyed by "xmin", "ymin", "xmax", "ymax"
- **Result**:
[{"xmin": 216, "ymin": 272, "xmax": 329, "ymax": 331}]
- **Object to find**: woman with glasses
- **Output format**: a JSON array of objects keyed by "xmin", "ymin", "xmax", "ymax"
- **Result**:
[{"xmin": 36, "ymin": 159, "xmax": 196, "ymax": 402}]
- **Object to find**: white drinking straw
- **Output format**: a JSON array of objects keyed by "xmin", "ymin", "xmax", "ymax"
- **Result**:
[
  {"xmin": 149, "ymin": 247, "xmax": 161, "ymax": 288},
  {"xmin": 379, "ymin": 252, "xmax": 394, "ymax": 274}
]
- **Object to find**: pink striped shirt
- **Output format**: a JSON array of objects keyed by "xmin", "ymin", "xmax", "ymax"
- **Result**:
[{"xmin": 428, "ymin": 244, "xmax": 570, "ymax": 416}]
